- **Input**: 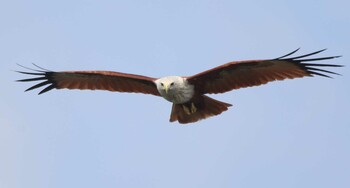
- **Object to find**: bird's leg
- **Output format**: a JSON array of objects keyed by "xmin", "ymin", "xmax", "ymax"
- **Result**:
[
  {"xmin": 183, "ymin": 105, "xmax": 191, "ymax": 115},
  {"xmin": 190, "ymin": 102, "xmax": 197, "ymax": 113},
  {"xmin": 182, "ymin": 102, "xmax": 197, "ymax": 115}
]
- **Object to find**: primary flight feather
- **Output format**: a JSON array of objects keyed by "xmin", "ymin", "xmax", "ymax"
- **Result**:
[{"xmin": 17, "ymin": 49, "xmax": 342, "ymax": 124}]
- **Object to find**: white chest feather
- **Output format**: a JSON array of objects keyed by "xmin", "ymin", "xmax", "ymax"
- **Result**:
[{"xmin": 163, "ymin": 82, "xmax": 194, "ymax": 104}]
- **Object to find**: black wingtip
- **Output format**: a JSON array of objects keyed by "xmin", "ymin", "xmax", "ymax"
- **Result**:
[
  {"xmin": 24, "ymin": 81, "xmax": 50, "ymax": 92},
  {"xmin": 275, "ymin": 49, "xmax": 343, "ymax": 79},
  {"xmin": 307, "ymin": 67, "xmax": 340, "ymax": 76},
  {"xmin": 32, "ymin": 63, "xmax": 52, "ymax": 72},
  {"xmin": 16, "ymin": 77, "xmax": 47, "ymax": 82},
  {"xmin": 38, "ymin": 85, "xmax": 55, "ymax": 95},
  {"xmin": 287, "ymin": 49, "xmax": 328, "ymax": 60},
  {"xmin": 16, "ymin": 64, "xmax": 57, "ymax": 94},
  {"xmin": 17, "ymin": 63, "xmax": 46, "ymax": 73},
  {"xmin": 307, "ymin": 71, "xmax": 333, "ymax": 78},
  {"xmin": 275, "ymin": 48, "xmax": 300, "ymax": 59},
  {"xmin": 275, "ymin": 48, "xmax": 341, "ymax": 61},
  {"xmin": 334, "ymin": 55, "xmax": 342, "ymax": 59},
  {"xmin": 16, "ymin": 70, "xmax": 45, "ymax": 76}
]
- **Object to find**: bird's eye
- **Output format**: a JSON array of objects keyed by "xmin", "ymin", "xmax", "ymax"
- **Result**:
[
  {"xmin": 160, "ymin": 83, "xmax": 164, "ymax": 86},
  {"xmin": 170, "ymin": 82, "xmax": 174, "ymax": 86}
]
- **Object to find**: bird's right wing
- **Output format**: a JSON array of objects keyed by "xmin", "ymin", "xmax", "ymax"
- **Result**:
[
  {"xmin": 17, "ymin": 65, "xmax": 160, "ymax": 96},
  {"xmin": 187, "ymin": 49, "xmax": 342, "ymax": 94}
]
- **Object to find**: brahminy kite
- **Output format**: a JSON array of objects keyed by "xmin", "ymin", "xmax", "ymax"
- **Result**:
[{"xmin": 17, "ymin": 49, "xmax": 342, "ymax": 124}]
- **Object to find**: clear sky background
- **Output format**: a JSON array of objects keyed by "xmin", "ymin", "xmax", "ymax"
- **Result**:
[{"xmin": 1, "ymin": 0, "xmax": 349, "ymax": 188}]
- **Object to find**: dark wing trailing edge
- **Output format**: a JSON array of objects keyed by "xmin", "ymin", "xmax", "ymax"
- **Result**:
[
  {"xmin": 187, "ymin": 49, "xmax": 342, "ymax": 94},
  {"xmin": 16, "ymin": 64, "xmax": 160, "ymax": 96}
]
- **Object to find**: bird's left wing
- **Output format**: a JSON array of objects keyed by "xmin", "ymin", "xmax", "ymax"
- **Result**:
[
  {"xmin": 17, "ymin": 65, "xmax": 160, "ymax": 96},
  {"xmin": 187, "ymin": 49, "xmax": 342, "ymax": 94}
]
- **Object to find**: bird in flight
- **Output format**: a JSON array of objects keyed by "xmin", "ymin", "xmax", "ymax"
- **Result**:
[{"xmin": 17, "ymin": 49, "xmax": 342, "ymax": 124}]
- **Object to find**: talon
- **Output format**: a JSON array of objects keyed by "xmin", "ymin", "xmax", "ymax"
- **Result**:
[
  {"xmin": 183, "ymin": 105, "xmax": 191, "ymax": 115},
  {"xmin": 191, "ymin": 103, "xmax": 197, "ymax": 113}
]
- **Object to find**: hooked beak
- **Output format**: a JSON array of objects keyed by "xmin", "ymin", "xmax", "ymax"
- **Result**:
[{"xmin": 164, "ymin": 84, "xmax": 169, "ymax": 94}]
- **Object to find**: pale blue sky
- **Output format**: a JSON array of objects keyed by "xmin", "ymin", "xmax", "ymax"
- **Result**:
[{"xmin": 1, "ymin": 0, "xmax": 349, "ymax": 188}]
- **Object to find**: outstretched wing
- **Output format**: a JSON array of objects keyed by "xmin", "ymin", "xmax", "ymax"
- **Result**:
[
  {"xmin": 187, "ymin": 49, "xmax": 342, "ymax": 94},
  {"xmin": 17, "ymin": 65, "xmax": 160, "ymax": 96}
]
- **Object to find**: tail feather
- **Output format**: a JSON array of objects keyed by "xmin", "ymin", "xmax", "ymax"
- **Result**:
[{"xmin": 170, "ymin": 95, "xmax": 232, "ymax": 124}]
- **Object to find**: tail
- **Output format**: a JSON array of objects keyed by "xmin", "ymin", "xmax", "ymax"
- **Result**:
[{"xmin": 169, "ymin": 95, "xmax": 232, "ymax": 124}]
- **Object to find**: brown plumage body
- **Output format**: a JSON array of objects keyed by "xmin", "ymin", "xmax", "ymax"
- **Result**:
[{"xmin": 17, "ymin": 49, "xmax": 342, "ymax": 124}]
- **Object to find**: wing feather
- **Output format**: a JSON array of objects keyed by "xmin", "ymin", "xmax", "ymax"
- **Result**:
[
  {"xmin": 187, "ymin": 49, "xmax": 342, "ymax": 94},
  {"xmin": 17, "ymin": 66, "xmax": 160, "ymax": 96}
]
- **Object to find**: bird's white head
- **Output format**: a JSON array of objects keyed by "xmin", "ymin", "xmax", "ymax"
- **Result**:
[
  {"xmin": 155, "ymin": 76, "xmax": 194, "ymax": 104},
  {"xmin": 155, "ymin": 76, "xmax": 183, "ymax": 94}
]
